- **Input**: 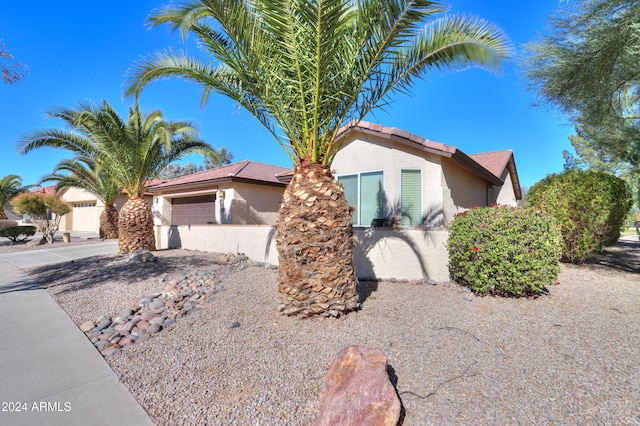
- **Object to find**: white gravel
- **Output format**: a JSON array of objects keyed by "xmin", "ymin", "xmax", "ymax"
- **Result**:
[{"xmin": 26, "ymin": 239, "xmax": 640, "ymax": 425}]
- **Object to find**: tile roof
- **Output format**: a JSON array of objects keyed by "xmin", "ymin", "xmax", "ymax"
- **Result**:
[
  {"xmin": 148, "ymin": 160, "xmax": 292, "ymax": 190},
  {"xmin": 470, "ymin": 150, "xmax": 522, "ymax": 200},
  {"xmin": 339, "ymin": 121, "xmax": 457, "ymax": 154},
  {"xmin": 338, "ymin": 121, "xmax": 502, "ymax": 185},
  {"xmin": 337, "ymin": 121, "xmax": 522, "ymax": 199},
  {"xmin": 468, "ymin": 150, "xmax": 514, "ymax": 179},
  {"xmin": 31, "ymin": 185, "xmax": 57, "ymax": 195}
]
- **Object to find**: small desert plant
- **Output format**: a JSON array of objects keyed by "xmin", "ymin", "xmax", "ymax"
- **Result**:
[
  {"xmin": 0, "ymin": 225, "xmax": 36, "ymax": 243},
  {"xmin": 528, "ymin": 169, "xmax": 632, "ymax": 263},
  {"xmin": 448, "ymin": 205, "xmax": 562, "ymax": 296},
  {"xmin": 10, "ymin": 193, "xmax": 70, "ymax": 244}
]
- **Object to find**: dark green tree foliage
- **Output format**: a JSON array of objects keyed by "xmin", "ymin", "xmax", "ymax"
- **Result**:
[
  {"xmin": 563, "ymin": 125, "xmax": 640, "ymax": 216},
  {"xmin": 524, "ymin": 0, "xmax": 640, "ymax": 165},
  {"xmin": 0, "ymin": 225, "xmax": 36, "ymax": 243},
  {"xmin": 528, "ymin": 169, "xmax": 633, "ymax": 263},
  {"xmin": 448, "ymin": 205, "xmax": 561, "ymax": 297}
]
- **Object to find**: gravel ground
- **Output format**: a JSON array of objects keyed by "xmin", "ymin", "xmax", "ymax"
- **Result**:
[{"xmin": 25, "ymin": 237, "xmax": 640, "ymax": 425}]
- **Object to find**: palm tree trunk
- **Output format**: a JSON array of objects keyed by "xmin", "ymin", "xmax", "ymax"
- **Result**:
[
  {"xmin": 99, "ymin": 204, "xmax": 119, "ymax": 239},
  {"xmin": 0, "ymin": 210, "xmax": 7, "ymax": 220},
  {"xmin": 276, "ymin": 161, "xmax": 360, "ymax": 317},
  {"xmin": 118, "ymin": 196, "xmax": 155, "ymax": 253}
]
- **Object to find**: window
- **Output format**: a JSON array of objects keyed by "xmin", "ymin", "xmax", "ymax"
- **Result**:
[
  {"xmin": 74, "ymin": 202, "xmax": 96, "ymax": 208},
  {"xmin": 337, "ymin": 171, "xmax": 384, "ymax": 226},
  {"xmin": 401, "ymin": 169, "xmax": 422, "ymax": 227}
]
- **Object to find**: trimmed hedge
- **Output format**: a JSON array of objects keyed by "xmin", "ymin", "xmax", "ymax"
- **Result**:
[
  {"xmin": 0, "ymin": 220, "xmax": 19, "ymax": 231},
  {"xmin": 0, "ymin": 225, "xmax": 36, "ymax": 243},
  {"xmin": 528, "ymin": 169, "xmax": 632, "ymax": 263},
  {"xmin": 448, "ymin": 205, "xmax": 561, "ymax": 297}
]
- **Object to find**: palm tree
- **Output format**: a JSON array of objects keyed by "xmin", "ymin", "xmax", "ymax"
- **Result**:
[
  {"xmin": 126, "ymin": 0, "xmax": 511, "ymax": 317},
  {"xmin": 39, "ymin": 158, "xmax": 122, "ymax": 239},
  {"xmin": 0, "ymin": 174, "xmax": 30, "ymax": 219},
  {"xmin": 19, "ymin": 100, "xmax": 215, "ymax": 252}
]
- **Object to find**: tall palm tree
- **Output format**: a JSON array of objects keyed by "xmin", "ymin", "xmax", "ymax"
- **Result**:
[
  {"xmin": 0, "ymin": 174, "xmax": 31, "ymax": 219},
  {"xmin": 126, "ymin": 0, "xmax": 511, "ymax": 317},
  {"xmin": 19, "ymin": 100, "xmax": 215, "ymax": 252},
  {"xmin": 39, "ymin": 158, "xmax": 122, "ymax": 239}
]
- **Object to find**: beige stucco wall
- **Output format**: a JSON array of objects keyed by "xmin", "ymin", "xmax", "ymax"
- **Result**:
[
  {"xmin": 155, "ymin": 225, "xmax": 451, "ymax": 282},
  {"xmin": 58, "ymin": 187, "xmax": 99, "ymax": 232},
  {"xmin": 229, "ymin": 183, "xmax": 284, "ymax": 225},
  {"xmin": 495, "ymin": 170, "xmax": 517, "ymax": 206},
  {"xmin": 155, "ymin": 182, "xmax": 284, "ymax": 228},
  {"xmin": 354, "ymin": 228, "xmax": 450, "ymax": 282},
  {"xmin": 156, "ymin": 224, "xmax": 279, "ymax": 264},
  {"xmin": 332, "ymin": 133, "xmax": 448, "ymax": 227},
  {"xmin": 441, "ymin": 157, "xmax": 489, "ymax": 212}
]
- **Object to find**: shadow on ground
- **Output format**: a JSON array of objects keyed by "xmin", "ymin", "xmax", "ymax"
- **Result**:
[
  {"xmin": 586, "ymin": 239, "xmax": 640, "ymax": 274},
  {"xmin": 27, "ymin": 249, "xmax": 222, "ymax": 297}
]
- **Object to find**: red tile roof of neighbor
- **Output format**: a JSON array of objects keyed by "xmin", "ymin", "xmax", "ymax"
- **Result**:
[
  {"xmin": 148, "ymin": 160, "xmax": 292, "ymax": 190},
  {"xmin": 31, "ymin": 185, "xmax": 57, "ymax": 195}
]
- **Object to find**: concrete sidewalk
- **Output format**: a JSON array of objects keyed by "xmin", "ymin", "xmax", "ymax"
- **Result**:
[{"xmin": 0, "ymin": 241, "xmax": 153, "ymax": 426}]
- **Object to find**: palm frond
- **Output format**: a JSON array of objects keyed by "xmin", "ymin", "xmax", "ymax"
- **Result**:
[{"xmin": 126, "ymin": 0, "xmax": 512, "ymax": 166}]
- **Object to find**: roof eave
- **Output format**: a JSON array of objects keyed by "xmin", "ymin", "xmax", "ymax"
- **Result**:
[
  {"xmin": 451, "ymin": 150, "xmax": 504, "ymax": 186},
  {"xmin": 506, "ymin": 156, "xmax": 522, "ymax": 200}
]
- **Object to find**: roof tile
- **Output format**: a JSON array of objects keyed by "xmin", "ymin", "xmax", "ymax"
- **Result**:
[
  {"xmin": 469, "ymin": 150, "xmax": 514, "ymax": 179},
  {"xmin": 148, "ymin": 160, "xmax": 292, "ymax": 190}
]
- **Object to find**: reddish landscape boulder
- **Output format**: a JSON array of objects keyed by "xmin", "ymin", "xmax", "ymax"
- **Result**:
[{"xmin": 316, "ymin": 345, "xmax": 401, "ymax": 426}]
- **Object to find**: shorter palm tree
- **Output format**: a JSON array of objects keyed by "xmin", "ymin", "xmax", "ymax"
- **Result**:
[
  {"xmin": 0, "ymin": 174, "xmax": 31, "ymax": 219},
  {"xmin": 66, "ymin": 101, "xmax": 215, "ymax": 253},
  {"xmin": 19, "ymin": 100, "xmax": 216, "ymax": 252},
  {"xmin": 40, "ymin": 158, "xmax": 121, "ymax": 239}
]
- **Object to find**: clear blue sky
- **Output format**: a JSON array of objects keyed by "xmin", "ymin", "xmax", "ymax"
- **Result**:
[{"xmin": 1, "ymin": 0, "xmax": 572, "ymax": 188}]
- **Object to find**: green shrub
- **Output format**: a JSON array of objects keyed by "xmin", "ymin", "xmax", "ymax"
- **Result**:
[
  {"xmin": 0, "ymin": 225, "xmax": 36, "ymax": 243},
  {"xmin": 528, "ymin": 169, "xmax": 632, "ymax": 263},
  {"xmin": 0, "ymin": 220, "xmax": 19, "ymax": 231},
  {"xmin": 448, "ymin": 205, "xmax": 562, "ymax": 297}
]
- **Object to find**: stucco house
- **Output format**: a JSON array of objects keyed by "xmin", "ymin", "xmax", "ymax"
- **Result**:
[
  {"xmin": 148, "ymin": 160, "xmax": 291, "ymax": 250},
  {"xmin": 331, "ymin": 121, "xmax": 521, "ymax": 229},
  {"xmin": 149, "ymin": 160, "xmax": 291, "ymax": 226},
  {"xmin": 57, "ymin": 186, "xmax": 153, "ymax": 234},
  {"xmin": 149, "ymin": 122, "xmax": 521, "ymax": 282},
  {"xmin": 326, "ymin": 121, "xmax": 522, "ymax": 282}
]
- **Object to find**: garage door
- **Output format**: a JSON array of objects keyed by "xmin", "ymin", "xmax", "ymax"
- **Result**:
[
  {"xmin": 171, "ymin": 195, "xmax": 216, "ymax": 225},
  {"xmin": 72, "ymin": 202, "xmax": 99, "ymax": 232}
]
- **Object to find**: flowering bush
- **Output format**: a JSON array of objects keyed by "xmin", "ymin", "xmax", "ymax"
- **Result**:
[
  {"xmin": 528, "ymin": 169, "xmax": 632, "ymax": 263},
  {"xmin": 448, "ymin": 205, "xmax": 561, "ymax": 296}
]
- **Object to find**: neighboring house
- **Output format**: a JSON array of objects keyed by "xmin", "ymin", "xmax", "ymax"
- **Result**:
[
  {"xmin": 148, "ymin": 160, "xmax": 291, "ymax": 252},
  {"xmin": 149, "ymin": 160, "xmax": 291, "ymax": 227},
  {"xmin": 56, "ymin": 185, "xmax": 154, "ymax": 234},
  {"xmin": 331, "ymin": 121, "xmax": 522, "ymax": 228}
]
